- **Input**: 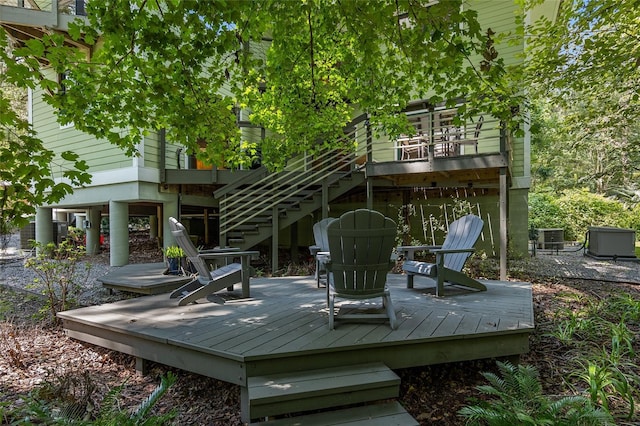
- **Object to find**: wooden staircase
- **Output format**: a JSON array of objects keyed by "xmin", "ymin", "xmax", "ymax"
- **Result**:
[
  {"xmin": 214, "ymin": 148, "xmax": 366, "ymax": 253},
  {"xmin": 243, "ymin": 363, "xmax": 418, "ymax": 425}
]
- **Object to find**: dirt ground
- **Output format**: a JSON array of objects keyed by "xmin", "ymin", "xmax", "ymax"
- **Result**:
[{"xmin": 1, "ymin": 239, "xmax": 639, "ymax": 425}]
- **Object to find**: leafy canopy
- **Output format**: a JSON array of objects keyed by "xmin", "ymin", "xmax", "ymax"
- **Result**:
[
  {"xmin": 0, "ymin": 0, "xmax": 525, "ymax": 231},
  {"xmin": 1, "ymin": 33, "xmax": 91, "ymax": 231},
  {"xmin": 525, "ymin": 0, "xmax": 640, "ymax": 200},
  {"xmin": 51, "ymin": 0, "xmax": 521, "ymax": 169}
]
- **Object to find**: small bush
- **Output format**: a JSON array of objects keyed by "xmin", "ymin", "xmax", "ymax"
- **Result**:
[{"xmin": 25, "ymin": 240, "xmax": 91, "ymax": 324}]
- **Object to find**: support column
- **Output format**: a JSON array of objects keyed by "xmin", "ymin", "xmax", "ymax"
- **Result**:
[
  {"xmin": 75, "ymin": 214, "xmax": 86, "ymax": 230},
  {"xmin": 35, "ymin": 207, "xmax": 53, "ymax": 252},
  {"xmin": 203, "ymin": 208, "xmax": 209, "ymax": 245},
  {"xmin": 85, "ymin": 207, "xmax": 102, "ymax": 255},
  {"xmin": 149, "ymin": 215, "xmax": 158, "ymax": 240},
  {"xmin": 162, "ymin": 198, "xmax": 179, "ymax": 248},
  {"xmin": 109, "ymin": 201, "xmax": 129, "ymax": 266},
  {"xmin": 499, "ymin": 168, "xmax": 508, "ymax": 281}
]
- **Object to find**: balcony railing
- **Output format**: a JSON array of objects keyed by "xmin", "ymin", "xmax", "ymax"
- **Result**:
[
  {"xmin": 373, "ymin": 105, "xmax": 503, "ymax": 163},
  {"xmin": 7, "ymin": 0, "xmax": 86, "ymax": 15}
]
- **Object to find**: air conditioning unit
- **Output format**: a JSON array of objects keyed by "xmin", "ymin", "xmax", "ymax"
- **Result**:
[
  {"xmin": 536, "ymin": 228, "xmax": 564, "ymax": 250},
  {"xmin": 587, "ymin": 227, "xmax": 637, "ymax": 260}
]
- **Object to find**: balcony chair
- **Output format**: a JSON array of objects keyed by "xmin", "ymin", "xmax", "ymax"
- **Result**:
[
  {"xmin": 454, "ymin": 115, "xmax": 484, "ymax": 155},
  {"xmin": 309, "ymin": 217, "xmax": 336, "ymax": 288},
  {"xmin": 325, "ymin": 209, "xmax": 398, "ymax": 330},
  {"xmin": 402, "ymin": 214, "xmax": 487, "ymax": 296}
]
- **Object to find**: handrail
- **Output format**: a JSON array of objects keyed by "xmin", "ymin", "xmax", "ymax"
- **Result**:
[
  {"xmin": 213, "ymin": 166, "xmax": 268, "ymax": 198},
  {"xmin": 219, "ymin": 122, "xmax": 368, "ymax": 239}
]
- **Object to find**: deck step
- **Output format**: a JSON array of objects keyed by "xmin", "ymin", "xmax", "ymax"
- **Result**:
[
  {"xmin": 243, "ymin": 362, "xmax": 400, "ymax": 422},
  {"xmin": 249, "ymin": 401, "xmax": 418, "ymax": 425}
]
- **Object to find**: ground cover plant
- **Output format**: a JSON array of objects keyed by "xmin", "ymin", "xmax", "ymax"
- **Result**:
[{"xmin": 1, "ymin": 242, "xmax": 639, "ymax": 425}]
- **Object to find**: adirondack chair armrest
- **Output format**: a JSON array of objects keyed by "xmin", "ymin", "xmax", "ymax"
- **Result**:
[
  {"xmin": 198, "ymin": 251, "xmax": 259, "ymax": 260},
  {"xmin": 429, "ymin": 248, "xmax": 475, "ymax": 255},
  {"xmin": 397, "ymin": 245, "xmax": 442, "ymax": 261},
  {"xmin": 199, "ymin": 247, "xmax": 241, "ymax": 254},
  {"xmin": 309, "ymin": 245, "xmax": 322, "ymax": 256}
]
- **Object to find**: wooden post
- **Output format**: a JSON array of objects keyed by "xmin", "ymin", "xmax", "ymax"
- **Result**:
[
  {"xmin": 366, "ymin": 116, "xmax": 373, "ymax": 209},
  {"xmin": 322, "ymin": 179, "xmax": 328, "ymax": 219},
  {"xmin": 499, "ymin": 168, "xmax": 508, "ymax": 281},
  {"xmin": 272, "ymin": 205, "xmax": 279, "ymax": 273},
  {"xmin": 290, "ymin": 222, "xmax": 298, "ymax": 264},
  {"xmin": 204, "ymin": 208, "xmax": 209, "ymax": 245}
]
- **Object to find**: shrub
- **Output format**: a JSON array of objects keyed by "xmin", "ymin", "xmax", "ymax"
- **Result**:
[
  {"xmin": 24, "ymin": 240, "xmax": 91, "ymax": 324},
  {"xmin": 529, "ymin": 189, "xmax": 635, "ymax": 241},
  {"xmin": 557, "ymin": 190, "xmax": 633, "ymax": 241}
]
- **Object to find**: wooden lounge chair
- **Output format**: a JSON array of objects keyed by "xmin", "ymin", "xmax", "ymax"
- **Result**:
[
  {"xmin": 402, "ymin": 214, "xmax": 487, "ymax": 297},
  {"xmin": 325, "ymin": 209, "xmax": 397, "ymax": 330},
  {"xmin": 168, "ymin": 217, "xmax": 251, "ymax": 306},
  {"xmin": 309, "ymin": 217, "xmax": 336, "ymax": 288}
]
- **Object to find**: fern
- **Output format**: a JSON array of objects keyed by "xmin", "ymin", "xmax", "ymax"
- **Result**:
[
  {"xmin": 131, "ymin": 371, "xmax": 177, "ymax": 422},
  {"xmin": 459, "ymin": 361, "xmax": 614, "ymax": 425}
]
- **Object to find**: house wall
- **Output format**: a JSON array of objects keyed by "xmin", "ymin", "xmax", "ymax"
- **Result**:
[{"xmin": 32, "ymin": 70, "xmax": 135, "ymax": 176}]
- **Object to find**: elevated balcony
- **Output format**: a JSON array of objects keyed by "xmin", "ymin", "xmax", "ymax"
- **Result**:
[
  {"xmin": 0, "ymin": 0, "xmax": 88, "ymax": 50},
  {"xmin": 162, "ymin": 102, "xmax": 508, "ymax": 194},
  {"xmin": 365, "ymin": 104, "xmax": 509, "ymax": 192}
]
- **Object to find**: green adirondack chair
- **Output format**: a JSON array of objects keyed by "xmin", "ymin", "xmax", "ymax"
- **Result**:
[
  {"xmin": 402, "ymin": 214, "xmax": 487, "ymax": 296},
  {"xmin": 309, "ymin": 217, "xmax": 337, "ymax": 288},
  {"xmin": 325, "ymin": 209, "xmax": 398, "ymax": 330}
]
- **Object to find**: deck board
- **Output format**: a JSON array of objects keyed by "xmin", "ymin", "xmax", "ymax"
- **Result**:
[{"xmin": 58, "ymin": 273, "xmax": 534, "ymax": 383}]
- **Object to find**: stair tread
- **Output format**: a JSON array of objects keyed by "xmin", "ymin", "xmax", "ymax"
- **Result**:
[
  {"xmin": 248, "ymin": 362, "xmax": 399, "ymax": 403},
  {"xmin": 249, "ymin": 401, "xmax": 418, "ymax": 425}
]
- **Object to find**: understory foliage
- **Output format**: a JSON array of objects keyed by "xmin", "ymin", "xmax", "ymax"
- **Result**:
[
  {"xmin": 394, "ymin": 198, "xmax": 480, "ymax": 249},
  {"xmin": 548, "ymin": 293, "xmax": 640, "ymax": 421},
  {"xmin": 528, "ymin": 190, "xmax": 639, "ymax": 242},
  {"xmin": 459, "ymin": 361, "xmax": 614, "ymax": 425},
  {"xmin": 0, "ymin": 370, "xmax": 177, "ymax": 425},
  {"xmin": 24, "ymin": 241, "xmax": 91, "ymax": 323}
]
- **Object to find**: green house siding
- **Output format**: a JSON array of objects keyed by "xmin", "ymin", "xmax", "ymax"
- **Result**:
[
  {"xmin": 32, "ymin": 72, "xmax": 134, "ymax": 177},
  {"xmin": 143, "ymin": 132, "xmax": 160, "ymax": 169},
  {"xmin": 472, "ymin": 0, "xmax": 525, "ymax": 66}
]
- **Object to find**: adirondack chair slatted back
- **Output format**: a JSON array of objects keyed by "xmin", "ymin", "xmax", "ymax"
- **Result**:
[
  {"xmin": 441, "ymin": 214, "xmax": 484, "ymax": 272},
  {"xmin": 168, "ymin": 217, "xmax": 210, "ymax": 278},
  {"xmin": 327, "ymin": 210, "xmax": 396, "ymax": 296},
  {"xmin": 313, "ymin": 218, "xmax": 336, "ymax": 252}
]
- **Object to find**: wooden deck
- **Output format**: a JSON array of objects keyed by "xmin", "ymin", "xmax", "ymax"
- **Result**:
[{"xmin": 59, "ymin": 274, "xmax": 533, "ymax": 384}]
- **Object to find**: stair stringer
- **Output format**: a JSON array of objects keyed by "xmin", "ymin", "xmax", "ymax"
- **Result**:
[{"xmin": 230, "ymin": 171, "xmax": 366, "ymax": 251}]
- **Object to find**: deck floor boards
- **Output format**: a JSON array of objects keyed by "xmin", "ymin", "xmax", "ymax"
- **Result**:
[{"xmin": 59, "ymin": 273, "xmax": 534, "ymax": 382}]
